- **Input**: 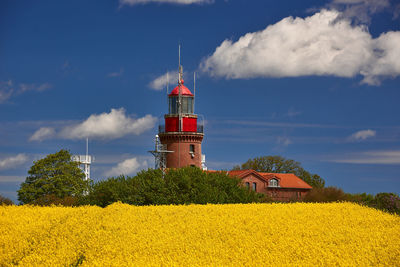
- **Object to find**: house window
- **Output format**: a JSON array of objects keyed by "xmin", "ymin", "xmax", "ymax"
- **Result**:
[
  {"xmin": 252, "ymin": 182, "xmax": 257, "ymax": 191},
  {"xmin": 269, "ymin": 178, "xmax": 278, "ymax": 187},
  {"xmin": 245, "ymin": 182, "xmax": 250, "ymax": 189},
  {"xmin": 190, "ymin": 144, "xmax": 195, "ymax": 153}
]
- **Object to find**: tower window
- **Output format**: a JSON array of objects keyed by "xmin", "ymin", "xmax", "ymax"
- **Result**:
[
  {"xmin": 182, "ymin": 97, "xmax": 193, "ymax": 114},
  {"xmin": 168, "ymin": 96, "xmax": 193, "ymax": 114},
  {"xmin": 190, "ymin": 144, "xmax": 195, "ymax": 153},
  {"xmin": 252, "ymin": 182, "xmax": 257, "ymax": 191},
  {"xmin": 169, "ymin": 97, "xmax": 178, "ymax": 114},
  {"xmin": 245, "ymin": 182, "xmax": 250, "ymax": 189}
]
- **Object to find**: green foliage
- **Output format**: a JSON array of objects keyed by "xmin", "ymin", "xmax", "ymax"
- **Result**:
[
  {"xmin": 33, "ymin": 194, "xmax": 79, "ymax": 207},
  {"xmin": 374, "ymin": 193, "xmax": 400, "ymax": 214},
  {"xmin": 303, "ymin": 187, "xmax": 347, "ymax": 202},
  {"xmin": 303, "ymin": 188, "xmax": 400, "ymax": 215},
  {"xmin": 81, "ymin": 175, "xmax": 139, "ymax": 207},
  {"xmin": 232, "ymin": 155, "xmax": 325, "ymax": 188},
  {"xmin": 0, "ymin": 194, "xmax": 14, "ymax": 205},
  {"xmin": 344, "ymin": 192, "xmax": 375, "ymax": 206},
  {"xmin": 83, "ymin": 167, "xmax": 262, "ymax": 207},
  {"xmin": 17, "ymin": 149, "xmax": 89, "ymax": 205}
]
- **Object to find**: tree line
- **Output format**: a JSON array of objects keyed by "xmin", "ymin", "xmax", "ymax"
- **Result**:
[{"xmin": 1, "ymin": 149, "xmax": 398, "ymax": 215}]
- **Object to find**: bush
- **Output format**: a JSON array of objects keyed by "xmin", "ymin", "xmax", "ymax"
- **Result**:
[
  {"xmin": 304, "ymin": 188, "xmax": 400, "ymax": 215},
  {"xmin": 81, "ymin": 175, "xmax": 139, "ymax": 207},
  {"xmin": 84, "ymin": 167, "xmax": 262, "ymax": 207},
  {"xmin": 345, "ymin": 192, "xmax": 375, "ymax": 206},
  {"xmin": 0, "ymin": 194, "xmax": 14, "ymax": 205},
  {"xmin": 374, "ymin": 193, "xmax": 400, "ymax": 215},
  {"xmin": 303, "ymin": 187, "xmax": 347, "ymax": 202},
  {"xmin": 32, "ymin": 194, "xmax": 79, "ymax": 206}
]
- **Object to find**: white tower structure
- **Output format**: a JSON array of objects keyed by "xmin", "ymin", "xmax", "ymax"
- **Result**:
[{"xmin": 72, "ymin": 138, "xmax": 93, "ymax": 180}]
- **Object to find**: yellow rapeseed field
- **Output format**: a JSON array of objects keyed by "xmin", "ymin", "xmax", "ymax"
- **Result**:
[{"xmin": 0, "ymin": 202, "xmax": 399, "ymax": 266}]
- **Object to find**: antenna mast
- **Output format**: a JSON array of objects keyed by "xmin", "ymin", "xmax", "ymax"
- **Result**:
[
  {"xmin": 193, "ymin": 72, "xmax": 196, "ymax": 113},
  {"xmin": 166, "ymin": 71, "xmax": 169, "ymax": 108},
  {"xmin": 178, "ymin": 44, "xmax": 183, "ymax": 132},
  {"xmin": 178, "ymin": 44, "xmax": 183, "ymax": 167},
  {"xmin": 166, "ymin": 71, "xmax": 169, "ymax": 94}
]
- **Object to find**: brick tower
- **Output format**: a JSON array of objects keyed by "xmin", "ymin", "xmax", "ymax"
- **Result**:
[{"xmin": 157, "ymin": 62, "xmax": 205, "ymax": 169}]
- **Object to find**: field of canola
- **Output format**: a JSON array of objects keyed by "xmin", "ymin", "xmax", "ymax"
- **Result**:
[{"xmin": 1, "ymin": 202, "xmax": 399, "ymax": 266}]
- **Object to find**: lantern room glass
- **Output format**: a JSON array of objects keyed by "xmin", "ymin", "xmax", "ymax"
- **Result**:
[{"xmin": 169, "ymin": 96, "xmax": 193, "ymax": 114}]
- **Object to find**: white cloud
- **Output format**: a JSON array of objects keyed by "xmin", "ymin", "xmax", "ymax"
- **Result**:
[
  {"xmin": 0, "ymin": 154, "xmax": 28, "ymax": 170},
  {"xmin": 330, "ymin": 0, "xmax": 391, "ymax": 24},
  {"xmin": 222, "ymin": 119, "xmax": 339, "ymax": 129},
  {"xmin": 286, "ymin": 108, "xmax": 302, "ymax": 118},
  {"xmin": 59, "ymin": 108, "xmax": 156, "ymax": 140},
  {"xmin": 200, "ymin": 9, "xmax": 400, "ymax": 85},
  {"xmin": 394, "ymin": 3, "xmax": 400, "ymax": 19},
  {"xmin": 29, "ymin": 127, "xmax": 56, "ymax": 142},
  {"xmin": 0, "ymin": 80, "xmax": 52, "ymax": 103},
  {"xmin": 328, "ymin": 150, "xmax": 400, "ymax": 164},
  {"xmin": 0, "ymin": 80, "xmax": 14, "ymax": 103},
  {"xmin": 360, "ymin": 31, "xmax": 400, "ymax": 85},
  {"xmin": 119, "ymin": 0, "xmax": 213, "ymax": 7},
  {"xmin": 348, "ymin": 129, "xmax": 376, "ymax": 141},
  {"xmin": 0, "ymin": 90, "xmax": 13, "ymax": 103},
  {"xmin": 148, "ymin": 71, "xmax": 179, "ymax": 91},
  {"xmin": 107, "ymin": 68, "xmax": 124, "ymax": 77},
  {"xmin": 18, "ymin": 83, "xmax": 52, "ymax": 94},
  {"xmin": 105, "ymin": 157, "xmax": 147, "ymax": 177},
  {"xmin": 277, "ymin": 136, "xmax": 292, "ymax": 147}
]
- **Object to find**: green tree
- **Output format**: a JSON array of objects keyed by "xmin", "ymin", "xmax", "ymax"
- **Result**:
[
  {"xmin": 17, "ymin": 149, "xmax": 89, "ymax": 205},
  {"xmin": 232, "ymin": 155, "xmax": 325, "ymax": 188},
  {"xmin": 84, "ymin": 167, "xmax": 262, "ymax": 207},
  {"xmin": 82, "ymin": 175, "xmax": 140, "ymax": 207}
]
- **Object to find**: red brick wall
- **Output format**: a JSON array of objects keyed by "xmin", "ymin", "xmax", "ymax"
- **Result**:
[
  {"xmin": 240, "ymin": 174, "xmax": 310, "ymax": 202},
  {"xmin": 241, "ymin": 175, "xmax": 267, "ymax": 193},
  {"xmin": 159, "ymin": 133, "xmax": 204, "ymax": 168},
  {"xmin": 166, "ymin": 141, "xmax": 202, "ymax": 168},
  {"xmin": 264, "ymin": 188, "xmax": 309, "ymax": 202}
]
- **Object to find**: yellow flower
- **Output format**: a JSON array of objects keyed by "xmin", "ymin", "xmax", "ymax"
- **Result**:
[{"xmin": 0, "ymin": 202, "xmax": 399, "ymax": 266}]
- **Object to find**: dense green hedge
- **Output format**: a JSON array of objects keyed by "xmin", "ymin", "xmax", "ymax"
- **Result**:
[
  {"xmin": 80, "ymin": 167, "xmax": 263, "ymax": 207},
  {"xmin": 303, "ymin": 187, "xmax": 400, "ymax": 215}
]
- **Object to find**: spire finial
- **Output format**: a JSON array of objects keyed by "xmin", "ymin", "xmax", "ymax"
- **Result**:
[{"xmin": 178, "ymin": 44, "xmax": 183, "ymax": 85}]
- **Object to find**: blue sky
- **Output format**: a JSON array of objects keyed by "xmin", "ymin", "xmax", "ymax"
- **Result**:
[{"xmin": 1, "ymin": 0, "xmax": 400, "ymax": 202}]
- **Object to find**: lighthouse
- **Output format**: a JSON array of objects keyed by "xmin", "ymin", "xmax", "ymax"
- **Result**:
[{"xmin": 151, "ymin": 55, "xmax": 205, "ymax": 170}]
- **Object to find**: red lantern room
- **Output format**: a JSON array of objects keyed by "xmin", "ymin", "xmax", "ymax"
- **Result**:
[
  {"xmin": 157, "ymin": 64, "xmax": 205, "ymax": 169},
  {"xmin": 165, "ymin": 80, "xmax": 198, "ymax": 133}
]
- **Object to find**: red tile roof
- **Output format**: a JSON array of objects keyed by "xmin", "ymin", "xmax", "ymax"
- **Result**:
[
  {"xmin": 228, "ymin": 170, "xmax": 312, "ymax": 189},
  {"xmin": 259, "ymin": 172, "xmax": 312, "ymax": 189}
]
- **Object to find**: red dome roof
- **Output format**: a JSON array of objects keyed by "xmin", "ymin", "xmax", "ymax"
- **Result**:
[{"xmin": 169, "ymin": 81, "xmax": 193, "ymax": 96}]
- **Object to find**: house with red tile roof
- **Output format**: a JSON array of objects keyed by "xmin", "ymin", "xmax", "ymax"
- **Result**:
[{"xmin": 228, "ymin": 170, "xmax": 312, "ymax": 202}]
